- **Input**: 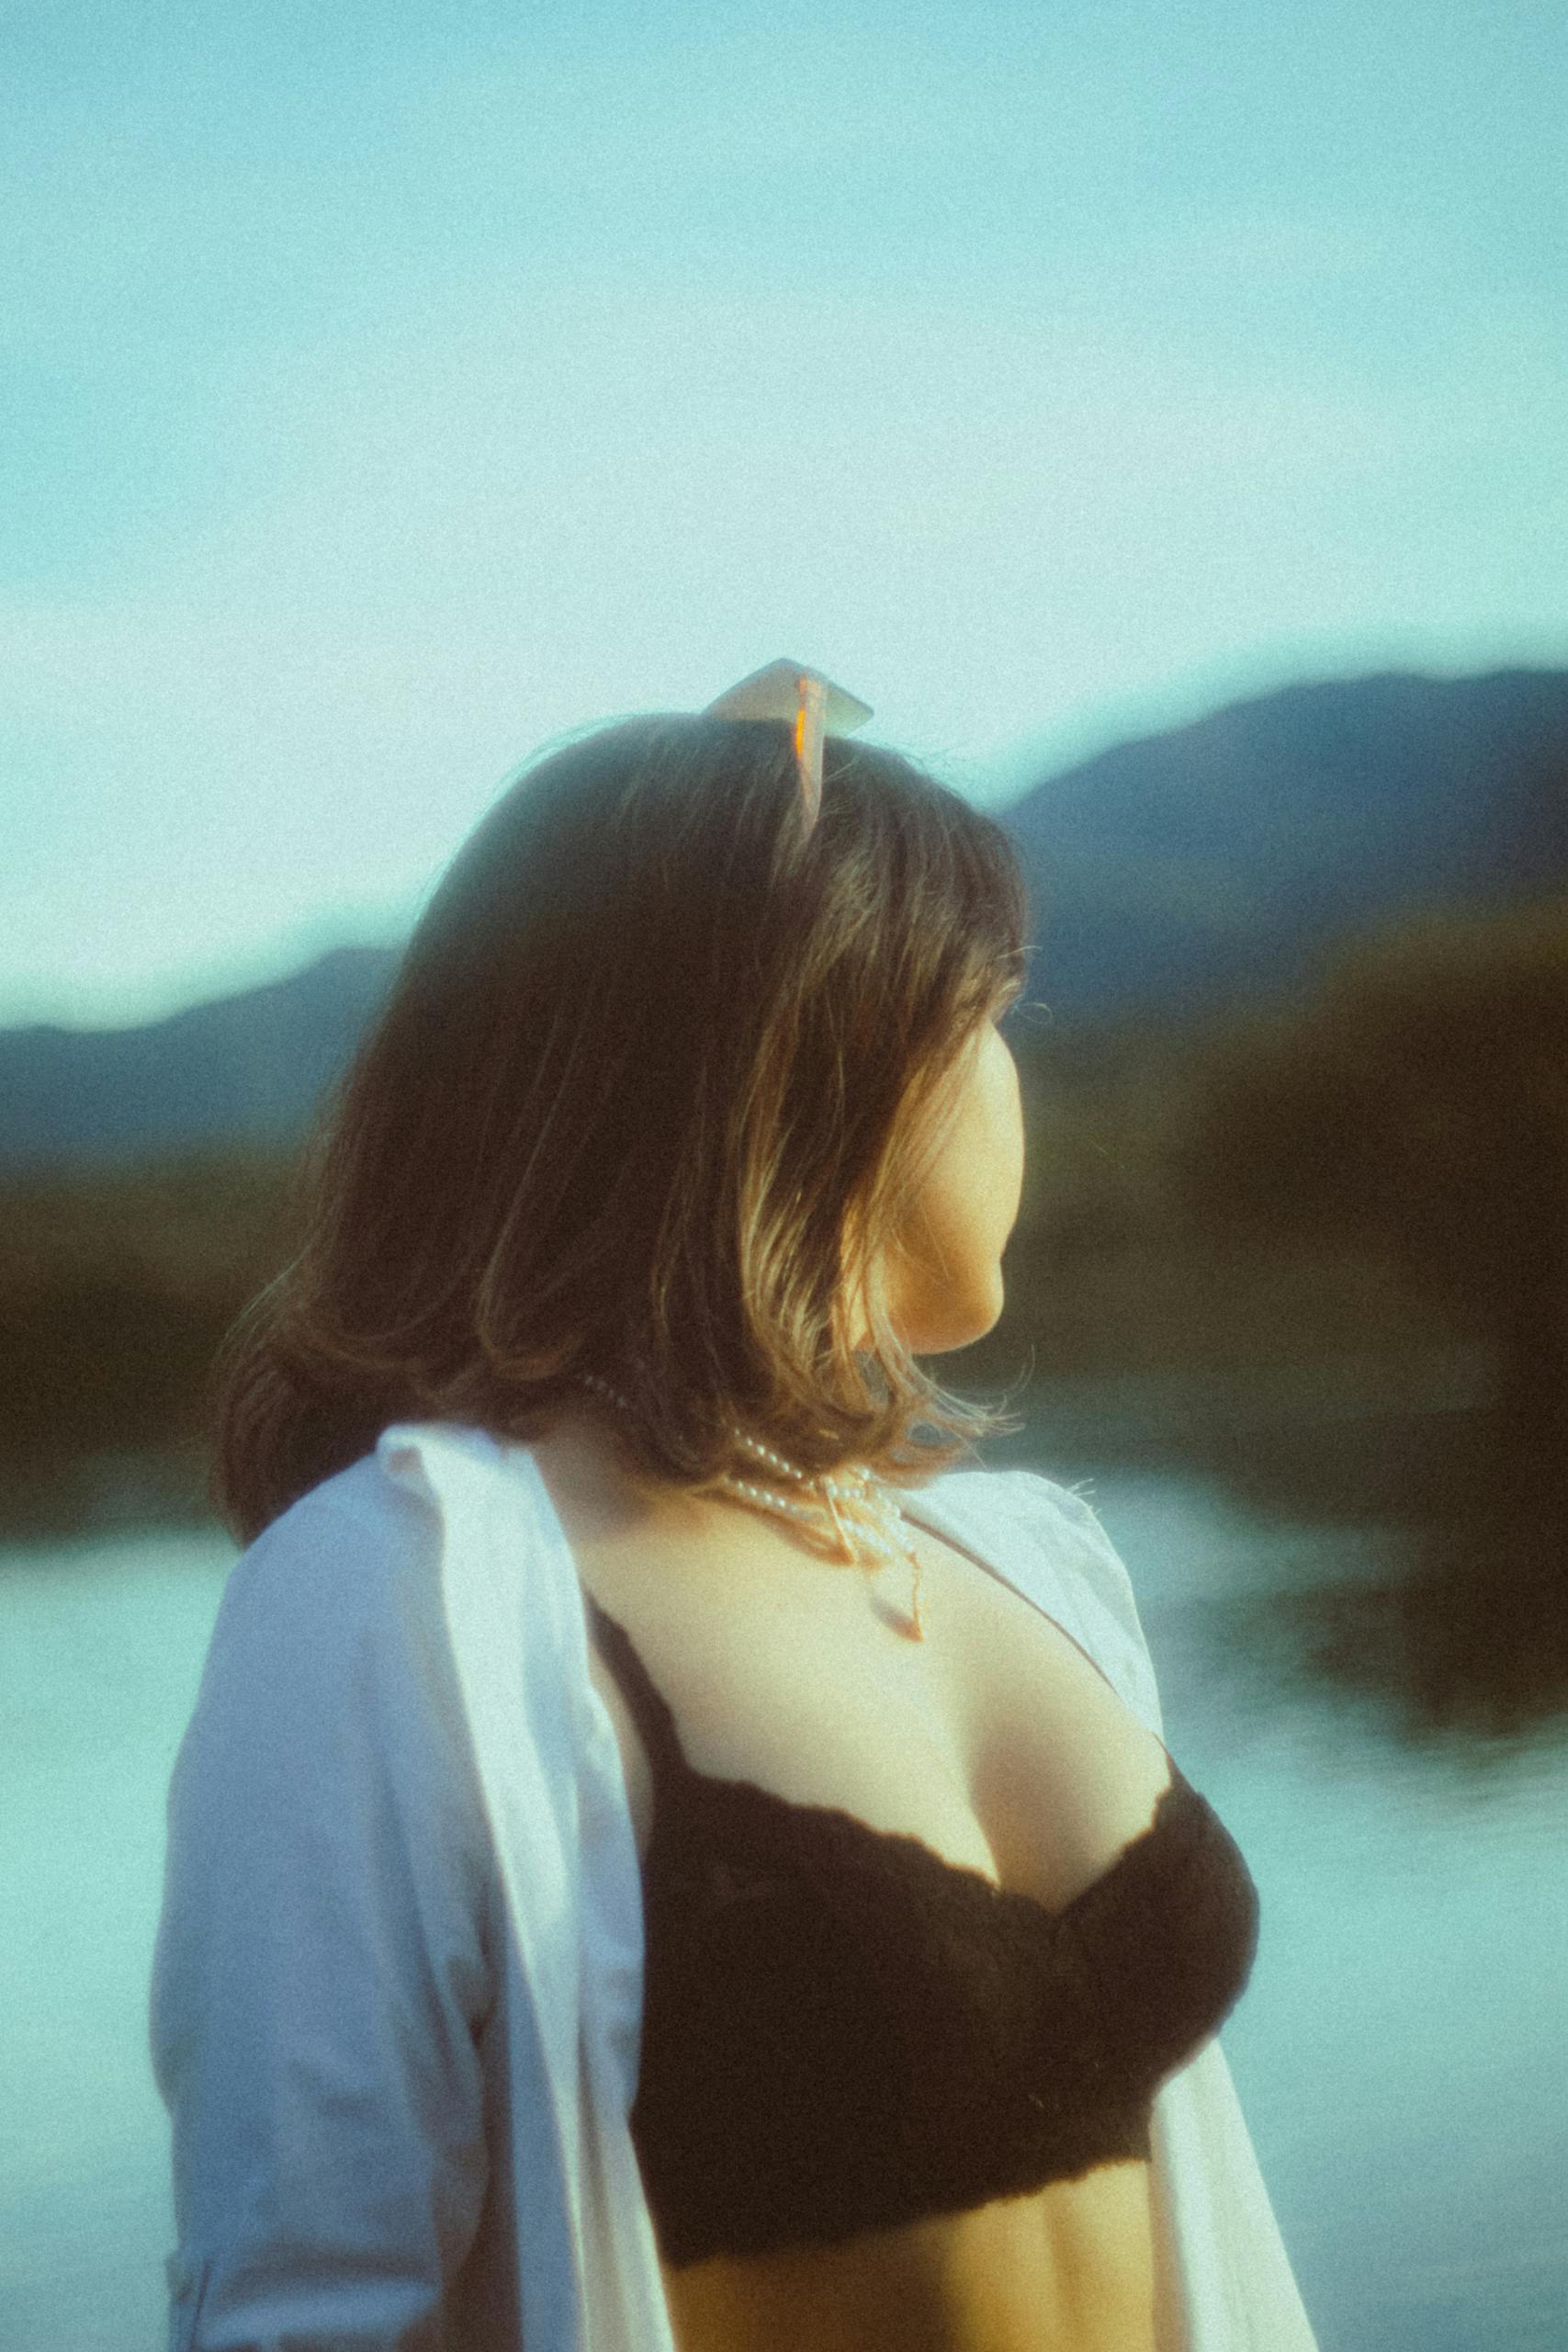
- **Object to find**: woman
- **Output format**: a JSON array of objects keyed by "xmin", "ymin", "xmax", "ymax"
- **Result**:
[{"xmin": 151, "ymin": 664, "xmax": 1318, "ymax": 2350}]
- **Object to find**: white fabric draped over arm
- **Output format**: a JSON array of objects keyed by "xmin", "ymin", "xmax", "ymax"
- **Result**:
[{"xmin": 149, "ymin": 1479, "xmax": 497, "ymax": 2352}]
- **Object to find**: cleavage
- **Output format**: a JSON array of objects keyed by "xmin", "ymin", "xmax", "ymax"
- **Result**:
[{"xmin": 591, "ymin": 1557, "xmax": 1169, "ymax": 1917}]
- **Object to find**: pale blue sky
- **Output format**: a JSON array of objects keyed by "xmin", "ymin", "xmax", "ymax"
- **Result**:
[{"xmin": 5, "ymin": 0, "xmax": 1564, "ymax": 1026}]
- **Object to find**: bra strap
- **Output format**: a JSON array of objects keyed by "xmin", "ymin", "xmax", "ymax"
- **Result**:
[{"xmin": 582, "ymin": 1593, "xmax": 692, "ymax": 1781}]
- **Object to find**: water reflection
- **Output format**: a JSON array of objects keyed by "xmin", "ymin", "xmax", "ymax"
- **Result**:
[
  {"xmin": 1207, "ymin": 1407, "xmax": 1568, "ymax": 1748},
  {"xmin": 8, "ymin": 1388, "xmax": 1567, "ymax": 1752},
  {"xmin": 0, "ymin": 1440, "xmax": 209, "ymax": 1545}
]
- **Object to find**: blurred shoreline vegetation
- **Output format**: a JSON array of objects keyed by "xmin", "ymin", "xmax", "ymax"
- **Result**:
[
  {"xmin": 0, "ymin": 1147, "xmax": 302, "ymax": 1539},
  {"xmin": 992, "ymin": 886, "xmax": 1567, "ymax": 1427},
  {"xmin": 980, "ymin": 884, "xmax": 1568, "ymax": 1749},
  {"xmin": 3, "ymin": 888, "xmax": 1564, "ymax": 1546}
]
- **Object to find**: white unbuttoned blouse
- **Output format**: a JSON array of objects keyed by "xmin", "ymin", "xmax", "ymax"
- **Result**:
[{"xmin": 150, "ymin": 1420, "xmax": 1320, "ymax": 2350}]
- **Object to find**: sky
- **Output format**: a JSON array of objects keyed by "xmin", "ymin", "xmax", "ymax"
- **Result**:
[{"xmin": 4, "ymin": 0, "xmax": 1564, "ymax": 1029}]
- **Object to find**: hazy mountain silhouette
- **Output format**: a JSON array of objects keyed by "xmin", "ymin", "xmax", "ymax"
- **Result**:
[
  {"xmin": 0, "ymin": 945, "xmax": 398, "ymax": 1169},
  {"xmin": 4, "ymin": 667, "xmax": 1565, "ymax": 1169},
  {"xmin": 1006, "ymin": 666, "xmax": 1568, "ymax": 1023}
]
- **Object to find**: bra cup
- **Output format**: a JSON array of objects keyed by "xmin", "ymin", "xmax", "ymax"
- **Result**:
[{"xmin": 584, "ymin": 1590, "xmax": 1260, "ymax": 2270}]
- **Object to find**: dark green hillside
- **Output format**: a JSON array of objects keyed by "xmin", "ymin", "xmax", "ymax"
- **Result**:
[
  {"xmin": 7, "ymin": 888, "xmax": 1564, "ymax": 1538},
  {"xmin": 0, "ymin": 1149, "xmax": 302, "ymax": 1532}
]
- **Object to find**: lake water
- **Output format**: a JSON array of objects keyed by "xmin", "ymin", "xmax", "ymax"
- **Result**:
[{"xmin": 2, "ymin": 1462, "xmax": 1565, "ymax": 2352}]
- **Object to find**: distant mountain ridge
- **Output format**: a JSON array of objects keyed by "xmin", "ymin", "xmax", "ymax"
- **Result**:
[
  {"xmin": 5, "ymin": 666, "xmax": 1566, "ymax": 1170},
  {"xmin": 1006, "ymin": 666, "xmax": 1568, "ymax": 1023},
  {"xmin": 0, "ymin": 945, "xmax": 398, "ymax": 1170}
]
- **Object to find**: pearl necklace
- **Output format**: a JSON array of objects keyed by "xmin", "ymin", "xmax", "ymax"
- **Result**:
[{"xmin": 576, "ymin": 1371, "xmax": 926, "ymax": 1639}]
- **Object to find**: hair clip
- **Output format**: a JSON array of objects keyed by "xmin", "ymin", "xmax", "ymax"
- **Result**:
[{"xmin": 704, "ymin": 660, "xmax": 874, "ymax": 836}]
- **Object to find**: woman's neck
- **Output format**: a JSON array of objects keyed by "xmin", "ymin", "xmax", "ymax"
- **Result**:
[{"xmin": 527, "ymin": 1399, "xmax": 719, "ymax": 1547}]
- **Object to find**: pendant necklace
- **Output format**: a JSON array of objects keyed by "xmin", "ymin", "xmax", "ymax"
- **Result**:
[{"xmin": 576, "ymin": 1372, "xmax": 927, "ymax": 1639}]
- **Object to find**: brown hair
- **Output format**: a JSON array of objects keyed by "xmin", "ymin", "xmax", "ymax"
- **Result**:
[{"xmin": 213, "ymin": 712, "xmax": 1032, "ymax": 1544}]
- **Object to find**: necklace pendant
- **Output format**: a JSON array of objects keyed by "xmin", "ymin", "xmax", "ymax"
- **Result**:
[
  {"xmin": 902, "ymin": 1542, "xmax": 926, "ymax": 1639},
  {"xmin": 820, "ymin": 1482, "xmax": 859, "ymax": 1563},
  {"xmin": 577, "ymin": 1370, "xmax": 928, "ymax": 1630}
]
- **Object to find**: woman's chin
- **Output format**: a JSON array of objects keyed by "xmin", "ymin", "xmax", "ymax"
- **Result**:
[
  {"xmin": 902, "ymin": 1288, "xmax": 1006, "ymax": 1357},
  {"xmin": 847, "ymin": 1269, "xmax": 1006, "ymax": 1359}
]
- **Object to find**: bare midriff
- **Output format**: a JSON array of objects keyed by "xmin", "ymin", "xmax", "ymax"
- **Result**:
[{"xmin": 660, "ymin": 2160, "xmax": 1157, "ymax": 2352}]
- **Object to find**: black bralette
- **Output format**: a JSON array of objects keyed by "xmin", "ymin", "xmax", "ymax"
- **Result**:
[{"xmin": 586, "ymin": 1593, "xmax": 1258, "ymax": 2268}]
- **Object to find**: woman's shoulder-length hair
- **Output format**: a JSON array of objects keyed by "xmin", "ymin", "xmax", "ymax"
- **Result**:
[{"xmin": 213, "ymin": 710, "xmax": 1033, "ymax": 1546}]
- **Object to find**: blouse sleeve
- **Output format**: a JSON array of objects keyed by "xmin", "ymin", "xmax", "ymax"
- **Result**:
[{"xmin": 149, "ymin": 1471, "xmax": 498, "ymax": 2351}]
